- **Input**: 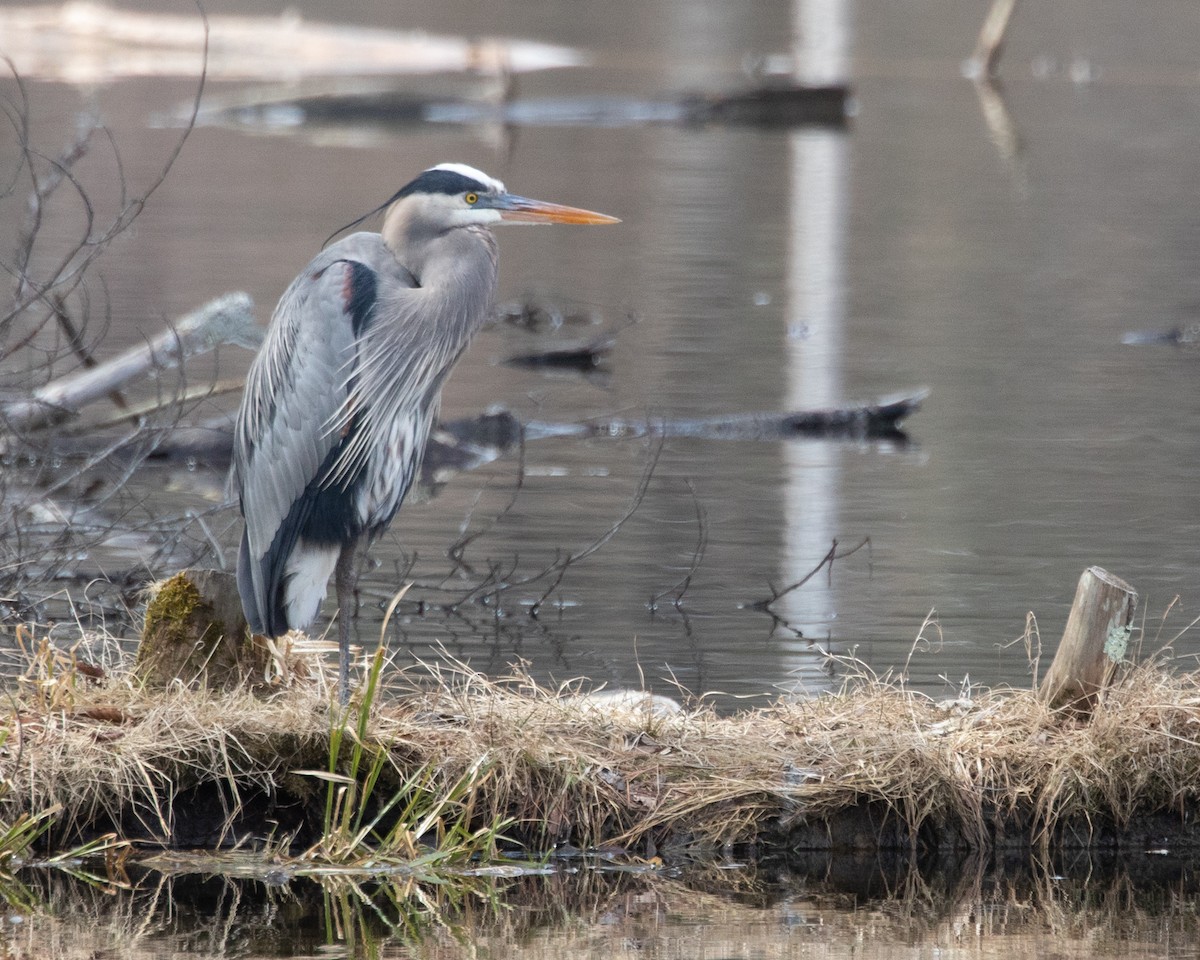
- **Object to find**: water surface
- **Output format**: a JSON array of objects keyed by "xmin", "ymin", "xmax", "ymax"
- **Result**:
[{"xmin": 2, "ymin": 0, "xmax": 1199, "ymax": 705}]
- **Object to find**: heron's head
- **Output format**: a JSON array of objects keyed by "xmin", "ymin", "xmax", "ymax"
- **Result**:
[{"xmin": 381, "ymin": 163, "xmax": 618, "ymax": 254}]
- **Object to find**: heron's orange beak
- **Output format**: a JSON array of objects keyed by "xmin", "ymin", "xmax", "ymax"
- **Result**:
[{"xmin": 497, "ymin": 195, "xmax": 621, "ymax": 225}]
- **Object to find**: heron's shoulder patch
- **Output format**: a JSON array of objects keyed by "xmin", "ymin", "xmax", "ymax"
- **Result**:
[{"xmin": 334, "ymin": 259, "xmax": 378, "ymax": 336}]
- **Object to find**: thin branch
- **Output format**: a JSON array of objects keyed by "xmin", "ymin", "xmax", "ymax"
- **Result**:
[
  {"xmin": 648, "ymin": 479, "xmax": 707, "ymax": 611},
  {"xmin": 750, "ymin": 536, "xmax": 871, "ymax": 612}
]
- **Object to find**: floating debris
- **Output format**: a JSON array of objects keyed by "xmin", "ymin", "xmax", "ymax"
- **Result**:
[
  {"xmin": 1122, "ymin": 322, "xmax": 1200, "ymax": 347},
  {"xmin": 525, "ymin": 390, "xmax": 928, "ymax": 443},
  {"xmin": 505, "ymin": 335, "xmax": 615, "ymax": 371}
]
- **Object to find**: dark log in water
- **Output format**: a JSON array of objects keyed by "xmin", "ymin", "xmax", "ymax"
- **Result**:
[
  {"xmin": 504, "ymin": 335, "xmax": 615, "ymax": 370},
  {"xmin": 524, "ymin": 391, "xmax": 925, "ymax": 443},
  {"xmin": 41, "ymin": 392, "xmax": 924, "ymax": 475},
  {"xmin": 677, "ymin": 84, "xmax": 851, "ymax": 127},
  {"xmin": 195, "ymin": 83, "xmax": 852, "ymax": 132},
  {"xmin": 1122, "ymin": 321, "xmax": 1200, "ymax": 347}
]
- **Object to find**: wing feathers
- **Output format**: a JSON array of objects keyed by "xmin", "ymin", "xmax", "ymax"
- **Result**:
[
  {"xmin": 233, "ymin": 248, "xmax": 388, "ymax": 634},
  {"xmin": 231, "ymin": 226, "xmax": 495, "ymax": 637}
]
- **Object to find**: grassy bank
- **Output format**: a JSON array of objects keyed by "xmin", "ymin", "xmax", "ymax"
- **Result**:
[{"xmin": 3, "ymin": 634, "xmax": 1200, "ymax": 860}]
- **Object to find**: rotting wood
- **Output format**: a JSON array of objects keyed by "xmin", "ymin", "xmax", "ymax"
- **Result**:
[
  {"xmin": 196, "ymin": 83, "xmax": 851, "ymax": 134},
  {"xmin": 1039, "ymin": 566, "xmax": 1137, "ymax": 714},
  {"xmin": 136, "ymin": 568, "xmax": 256, "ymax": 691},
  {"xmin": 45, "ymin": 392, "xmax": 924, "ymax": 467},
  {"xmin": 526, "ymin": 390, "xmax": 926, "ymax": 442},
  {"xmin": 0, "ymin": 292, "xmax": 259, "ymax": 434},
  {"xmin": 680, "ymin": 83, "xmax": 850, "ymax": 127}
]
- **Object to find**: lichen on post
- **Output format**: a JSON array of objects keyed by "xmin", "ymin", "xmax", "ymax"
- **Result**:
[{"xmin": 1038, "ymin": 566, "xmax": 1138, "ymax": 715}]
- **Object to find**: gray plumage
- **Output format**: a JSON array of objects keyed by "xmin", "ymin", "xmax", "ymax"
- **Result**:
[{"xmin": 230, "ymin": 163, "xmax": 618, "ymax": 703}]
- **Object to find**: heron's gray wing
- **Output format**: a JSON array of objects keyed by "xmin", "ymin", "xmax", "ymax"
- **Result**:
[{"xmin": 231, "ymin": 256, "xmax": 380, "ymax": 632}]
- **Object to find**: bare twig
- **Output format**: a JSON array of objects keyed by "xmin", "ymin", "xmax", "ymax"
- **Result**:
[
  {"xmin": 649, "ymin": 479, "xmax": 708, "ymax": 611},
  {"xmin": 750, "ymin": 536, "xmax": 871, "ymax": 612},
  {"xmin": 0, "ymin": 10, "xmax": 222, "ymax": 599},
  {"xmin": 2, "ymin": 4, "xmax": 208, "ymax": 332},
  {"xmin": 526, "ymin": 438, "xmax": 663, "ymax": 614},
  {"xmin": 446, "ymin": 426, "xmax": 528, "ymax": 578}
]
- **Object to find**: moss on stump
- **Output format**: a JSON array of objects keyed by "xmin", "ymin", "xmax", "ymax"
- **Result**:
[{"xmin": 138, "ymin": 568, "xmax": 257, "ymax": 690}]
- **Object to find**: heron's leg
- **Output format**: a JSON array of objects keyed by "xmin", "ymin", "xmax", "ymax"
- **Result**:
[{"xmin": 334, "ymin": 538, "xmax": 359, "ymax": 706}]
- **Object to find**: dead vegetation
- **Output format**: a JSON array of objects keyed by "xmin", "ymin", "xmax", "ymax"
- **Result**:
[{"xmin": 3, "ymin": 629, "xmax": 1200, "ymax": 861}]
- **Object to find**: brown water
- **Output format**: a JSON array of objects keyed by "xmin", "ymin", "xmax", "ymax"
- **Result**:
[{"xmin": 3, "ymin": 1, "xmax": 1200, "ymax": 709}]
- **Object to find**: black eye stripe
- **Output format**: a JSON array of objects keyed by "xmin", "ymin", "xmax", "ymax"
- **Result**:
[{"xmin": 393, "ymin": 169, "xmax": 489, "ymax": 200}]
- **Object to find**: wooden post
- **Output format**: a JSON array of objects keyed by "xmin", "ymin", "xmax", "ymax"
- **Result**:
[{"xmin": 1039, "ymin": 567, "xmax": 1137, "ymax": 714}]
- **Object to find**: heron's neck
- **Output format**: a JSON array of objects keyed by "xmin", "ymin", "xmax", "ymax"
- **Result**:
[
  {"xmin": 383, "ymin": 205, "xmax": 493, "ymax": 275},
  {"xmin": 379, "ymin": 216, "xmax": 498, "ymax": 344}
]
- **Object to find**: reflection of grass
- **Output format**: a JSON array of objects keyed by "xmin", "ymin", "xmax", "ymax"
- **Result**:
[
  {"xmin": 0, "ymin": 723, "xmax": 128, "ymax": 877},
  {"xmin": 319, "ymin": 872, "xmax": 505, "ymax": 950},
  {"xmin": 0, "ymin": 778, "xmax": 129, "ymax": 917},
  {"xmin": 8, "ymin": 856, "xmax": 1200, "ymax": 959}
]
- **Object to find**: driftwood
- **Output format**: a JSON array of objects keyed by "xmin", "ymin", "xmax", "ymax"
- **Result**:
[
  {"xmin": 0, "ymin": 2, "xmax": 585, "ymax": 84},
  {"xmin": 526, "ymin": 391, "xmax": 925, "ymax": 443},
  {"xmin": 504, "ymin": 335, "xmax": 615, "ymax": 370},
  {"xmin": 1039, "ymin": 566, "xmax": 1137, "ymax": 714},
  {"xmin": 679, "ymin": 83, "xmax": 850, "ymax": 127},
  {"xmin": 0, "ymin": 293, "xmax": 259, "ymax": 435},
  {"xmin": 1122, "ymin": 322, "xmax": 1200, "ymax": 347}
]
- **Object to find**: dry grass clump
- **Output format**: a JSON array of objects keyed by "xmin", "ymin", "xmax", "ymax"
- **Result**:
[
  {"xmin": 5, "ymin": 682, "xmax": 332, "ymax": 842},
  {"xmin": 3, "ymin": 631, "xmax": 1200, "ymax": 856},
  {"xmin": 369, "ymin": 658, "xmax": 1200, "ymax": 853},
  {"xmin": 2, "ymin": 629, "xmax": 334, "ymax": 843},
  {"xmin": 764, "ymin": 665, "xmax": 1200, "ymax": 850}
]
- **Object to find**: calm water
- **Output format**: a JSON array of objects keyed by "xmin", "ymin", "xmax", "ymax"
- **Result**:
[
  {"xmin": 3, "ymin": 0, "xmax": 1200, "ymax": 709},
  {"xmin": 8, "ymin": 854, "xmax": 1200, "ymax": 958}
]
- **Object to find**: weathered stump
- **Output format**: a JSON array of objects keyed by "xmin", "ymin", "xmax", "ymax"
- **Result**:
[
  {"xmin": 1039, "ymin": 566, "xmax": 1137, "ymax": 714},
  {"xmin": 137, "ymin": 568, "xmax": 259, "ymax": 690}
]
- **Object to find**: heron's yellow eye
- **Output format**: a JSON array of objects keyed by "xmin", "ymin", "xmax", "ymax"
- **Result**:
[{"xmin": 465, "ymin": 192, "xmax": 479, "ymax": 204}]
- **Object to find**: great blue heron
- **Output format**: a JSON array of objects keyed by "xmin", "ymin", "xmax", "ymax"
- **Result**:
[{"xmin": 231, "ymin": 162, "xmax": 618, "ymax": 703}]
